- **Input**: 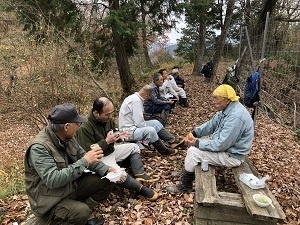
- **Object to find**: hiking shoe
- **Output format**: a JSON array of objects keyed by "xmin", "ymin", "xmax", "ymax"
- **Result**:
[
  {"xmin": 140, "ymin": 186, "xmax": 159, "ymax": 201},
  {"xmin": 169, "ymin": 138, "xmax": 184, "ymax": 149},
  {"xmin": 161, "ymin": 148, "xmax": 178, "ymax": 155},
  {"xmin": 166, "ymin": 183, "xmax": 194, "ymax": 193},
  {"xmin": 86, "ymin": 217, "xmax": 104, "ymax": 225},
  {"xmin": 135, "ymin": 173, "xmax": 160, "ymax": 183}
]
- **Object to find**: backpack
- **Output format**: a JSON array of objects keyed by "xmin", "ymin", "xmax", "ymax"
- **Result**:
[
  {"xmin": 201, "ymin": 61, "xmax": 213, "ymax": 78},
  {"xmin": 244, "ymin": 71, "xmax": 260, "ymax": 107}
]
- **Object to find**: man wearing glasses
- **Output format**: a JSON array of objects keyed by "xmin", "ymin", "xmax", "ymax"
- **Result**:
[
  {"xmin": 24, "ymin": 103, "xmax": 114, "ymax": 225},
  {"xmin": 167, "ymin": 85, "xmax": 254, "ymax": 193}
]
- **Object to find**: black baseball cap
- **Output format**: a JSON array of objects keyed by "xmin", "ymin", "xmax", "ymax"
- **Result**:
[{"xmin": 47, "ymin": 103, "xmax": 88, "ymax": 124}]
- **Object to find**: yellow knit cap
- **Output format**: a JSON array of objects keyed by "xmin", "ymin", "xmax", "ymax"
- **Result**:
[{"xmin": 213, "ymin": 84, "xmax": 240, "ymax": 102}]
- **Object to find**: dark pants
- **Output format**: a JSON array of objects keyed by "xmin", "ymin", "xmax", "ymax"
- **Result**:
[
  {"xmin": 53, "ymin": 175, "xmax": 114, "ymax": 225},
  {"xmin": 144, "ymin": 104, "xmax": 171, "ymax": 114}
]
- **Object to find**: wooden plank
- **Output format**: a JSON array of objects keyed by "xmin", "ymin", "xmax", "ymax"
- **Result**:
[
  {"xmin": 232, "ymin": 158, "xmax": 286, "ymax": 223},
  {"xmin": 195, "ymin": 165, "xmax": 221, "ymax": 205},
  {"xmin": 194, "ymin": 192, "xmax": 275, "ymax": 225}
]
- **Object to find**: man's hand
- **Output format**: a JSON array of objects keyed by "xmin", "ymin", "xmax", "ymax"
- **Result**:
[
  {"xmin": 84, "ymin": 147, "xmax": 104, "ymax": 165},
  {"xmin": 107, "ymin": 167, "xmax": 117, "ymax": 173},
  {"xmin": 166, "ymin": 100, "xmax": 174, "ymax": 104},
  {"xmin": 106, "ymin": 130, "xmax": 121, "ymax": 144},
  {"xmin": 185, "ymin": 136, "xmax": 197, "ymax": 147},
  {"xmin": 119, "ymin": 130, "xmax": 131, "ymax": 141}
]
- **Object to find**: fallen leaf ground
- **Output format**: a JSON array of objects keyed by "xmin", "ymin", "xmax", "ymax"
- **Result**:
[{"xmin": 0, "ymin": 69, "xmax": 299, "ymax": 225}]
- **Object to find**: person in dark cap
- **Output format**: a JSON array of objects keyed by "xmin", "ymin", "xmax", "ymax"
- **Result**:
[{"xmin": 24, "ymin": 103, "xmax": 114, "ymax": 225}]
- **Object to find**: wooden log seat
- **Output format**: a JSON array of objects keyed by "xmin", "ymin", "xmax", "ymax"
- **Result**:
[{"xmin": 194, "ymin": 157, "xmax": 285, "ymax": 225}]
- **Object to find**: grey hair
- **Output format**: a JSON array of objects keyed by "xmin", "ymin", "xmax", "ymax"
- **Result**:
[
  {"xmin": 142, "ymin": 85, "xmax": 153, "ymax": 95},
  {"xmin": 51, "ymin": 123, "xmax": 65, "ymax": 132},
  {"xmin": 153, "ymin": 73, "xmax": 162, "ymax": 82}
]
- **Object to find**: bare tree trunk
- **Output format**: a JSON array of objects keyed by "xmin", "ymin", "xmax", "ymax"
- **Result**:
[
  {"xmin": 257, "ymin": 0, "xmax": 277, "ymax": 27},
  {"xmin": 141, "ymin": 3, "xmax": 153, "ymax": 70},
  {"xmin": 109, "ymin": 0, "xmax": 136, "ymax": 96},
  {"xmin": 192, "ymin": 20, "xmax": 206, "ymax": 75},
  {"xmin": 212, "ymin": 0, "xmax": 235, "ymax": 78}
]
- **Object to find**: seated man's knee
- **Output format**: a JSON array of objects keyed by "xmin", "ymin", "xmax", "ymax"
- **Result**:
[
  {"xmin": 147, "ymin": 127, "xmax": 157, "ymax": 135},
  {"xmin": 186, "ymin": 147, "xmax": 198, "ymax": 157},
  {"xmin": 67, "ymin": 202, "xmax": 90, "ymax": 224},
  {"xmin": 131, "ymin": 143, "xmax": 141, "ymax": 154},
  {"xmin": 164, "ymin": 105, "xmax": 171, "ymax": 111}
]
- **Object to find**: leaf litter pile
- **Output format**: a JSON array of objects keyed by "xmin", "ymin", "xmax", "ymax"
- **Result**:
[{"xmin": 0, "ymin": 71, "xmax": 299, "ymax": 225}]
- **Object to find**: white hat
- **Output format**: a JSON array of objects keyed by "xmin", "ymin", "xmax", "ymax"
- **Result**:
[{"xmin": 171, "ymin": 68, "xmax": 179, "ymax": 74}]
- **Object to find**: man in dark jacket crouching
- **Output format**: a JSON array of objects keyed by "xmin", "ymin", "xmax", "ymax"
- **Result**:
[{"xmin": 24, "ymin": 103, "xmax": 114, "ymax": 225}]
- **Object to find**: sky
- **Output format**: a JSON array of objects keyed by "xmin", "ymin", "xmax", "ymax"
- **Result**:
[
  {"xmin": 167, "ymin": 28, "xmax": 183, "ymax": 44},
  {"xmin": 166, "ymin": 18, "xmax": 186, "ymax": 44}
]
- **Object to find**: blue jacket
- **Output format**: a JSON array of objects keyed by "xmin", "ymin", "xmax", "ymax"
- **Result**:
[{"xmin": 194, "ymin": 101, "xmax": 254, "ymax": 160}]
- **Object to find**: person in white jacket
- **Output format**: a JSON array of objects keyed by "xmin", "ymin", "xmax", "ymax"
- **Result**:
[
  {"xmin": 119, "ymin": 85, "xmax": 184, "ymax": 155},
  {"xmin": 169, "ymin": 68, "xmax": 189, "ymax": 107},
  {"xmin": 158, "ymin": 69, "xmax": 179, "ymax": 112}
]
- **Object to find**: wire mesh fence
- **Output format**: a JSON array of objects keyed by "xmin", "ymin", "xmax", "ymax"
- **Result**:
[{"xmin": 235, "ymin": 17, "xmax": 300, "ymax": 130}]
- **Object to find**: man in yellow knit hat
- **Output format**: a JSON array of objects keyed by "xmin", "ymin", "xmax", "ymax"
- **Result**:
[{"xmin": 167, "ymin": 84, "xmax": 254, "ymax": 193}]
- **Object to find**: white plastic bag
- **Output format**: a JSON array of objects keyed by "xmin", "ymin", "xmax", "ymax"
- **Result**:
[{"xmin": 239, "ymin": 173, "xmax": 269, "ymax": 189}]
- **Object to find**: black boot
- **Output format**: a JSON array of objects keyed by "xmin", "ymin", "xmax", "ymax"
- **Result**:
[
  {"xmin": 130, "ymin": 153, "xmax": 159, "ymax": 183},
  {"xmin": 151, "ymin": 140, "xmax": 178, "ymax": 155},
  {"xmin": 157, "ymin": 129, "xmax": 184, "ymax": 148},
  {"xmin": 166, "ymin": 170, "xmax": 195, "ymax": 193},
  {"xmin": 160, "ymin": 109, "xmax": 170, "ymax": 126},
  {"xmin": 86, "ymin": 217, "xmax": 104, "ymax": 225},
  {"xmin": 118, "ymin": 175, "xmax": 158, "ymax": 201},
  {"xmin": 157, "ymin": 128, "xmax": 174, "ymax": 142},
  {"xmin": 179, "ymin": 98, "xmax": 189, "ymax": 107}
]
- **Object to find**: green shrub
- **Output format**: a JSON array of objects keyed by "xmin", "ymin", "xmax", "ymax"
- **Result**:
[{"xmin": 0, "ymin": 163, "xmax": 25, "ymax": 199}]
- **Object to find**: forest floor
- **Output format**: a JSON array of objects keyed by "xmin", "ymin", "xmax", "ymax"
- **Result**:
[{"xmin": 0, "ymin": 67, "xmax": 299, "ymax": 225}]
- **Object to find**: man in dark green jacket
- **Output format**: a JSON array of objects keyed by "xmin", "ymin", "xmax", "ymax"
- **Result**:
[
  {"xmin": 76, "ymin": 97, "xmax": 159, "ymax": 202},
  {"xmin": 24, "ymin": 103, "xmax": 114, "ymax": 225}
]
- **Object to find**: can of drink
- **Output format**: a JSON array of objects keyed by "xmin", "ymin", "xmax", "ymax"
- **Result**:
[
  {"xmin": 90, "ymin": 144, "xmax": 99, "ymax": 149},
  {"xmin": 201, "ymin": 158, "xmax": 209, "ymax": 171}
]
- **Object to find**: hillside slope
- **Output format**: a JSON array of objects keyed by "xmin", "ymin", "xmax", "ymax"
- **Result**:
[{"xmin": 0, "ymin": 67, "xmax": 299, "ymax": 225}]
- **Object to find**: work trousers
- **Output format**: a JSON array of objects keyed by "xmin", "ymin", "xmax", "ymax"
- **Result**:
[
  {"xmin": 130, "ymin": 120, "xmax": 163, "ymax": 143},
  {"xmin": 144, "ymin": 103, "xmax": 171, "ymax": 114},
  {"xmin": 53, "ymin": 174, "xmax": 114, "ymax": 225},
  {"xmin": 100, "ymin": 143, "xmax": 140, "ymax": 170},
  {"xmin": 184, "ymin": 137, "xmax": 242, "ymax": 172}
]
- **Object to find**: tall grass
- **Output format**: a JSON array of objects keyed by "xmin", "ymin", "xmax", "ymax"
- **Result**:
[{"xmin": 0, "ymin": 162, "xmax": 25, "ymax": 199}]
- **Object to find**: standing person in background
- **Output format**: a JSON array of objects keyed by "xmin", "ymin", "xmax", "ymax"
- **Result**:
[
  {"xmin": 167, "ymin": 85, "xmax": 254, "ymax": 193},
  {"xmin": 76, "ymin": 97, "xmax": 159, "ymax": 201},
  {"xmin": 24, "ymin": 103, "xmax": 114, "ymax": 225},
  {"xmin": 119, "ymin": 85, "xmax": 184, "ymax": 156},
  {"xmin": 169, "ymin": 68, "xmax": 189, "ymax": 107},
  {"xmin": 144, "ymin": 73, "xmax": 174, "ymax": 126}
]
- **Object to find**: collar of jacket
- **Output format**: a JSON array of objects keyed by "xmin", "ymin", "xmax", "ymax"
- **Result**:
[
  {"xmin": 45, "ymin": 126, "xmax": 77, "ymax": 156},
  {"xmin": 87, "ymin": 109, "xmax": 107, "ymax": 127},
  {"xmin": 222, "ymin": 101, "xmax": 238, "ymax": 116}
]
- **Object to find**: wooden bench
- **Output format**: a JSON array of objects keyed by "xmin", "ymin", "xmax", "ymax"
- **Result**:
[{"xmin": 194, "ymin": 157, "xmax": 286, "ymax": 225}]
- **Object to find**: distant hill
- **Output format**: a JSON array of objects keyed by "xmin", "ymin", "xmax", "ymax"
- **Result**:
[{"xmin": 166, "ymin": 44, "xmax": 178, "ymax": 57}]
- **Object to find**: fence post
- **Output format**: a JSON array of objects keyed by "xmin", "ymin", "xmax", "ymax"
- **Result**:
[
  {"xmin": 254, "ymin": 12, "xmax": 270, "ymax": 126},
  {"xmin": 245, "ymin": 26, "xmax": 255, "ymax": 72}
]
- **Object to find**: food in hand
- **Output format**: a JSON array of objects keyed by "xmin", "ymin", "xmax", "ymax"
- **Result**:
[
  {"xmin": 187, "ymin": 133, "xmax": 194, "ymax": 141},
  {"xmin": 90, "ymin": 144, "xmax": 99, "ymax": 149}
]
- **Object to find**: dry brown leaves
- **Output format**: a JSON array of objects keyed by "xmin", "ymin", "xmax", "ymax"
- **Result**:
[{"xmin": 0, "ymin": 70, "xmax": 299, "ymax": 225}]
